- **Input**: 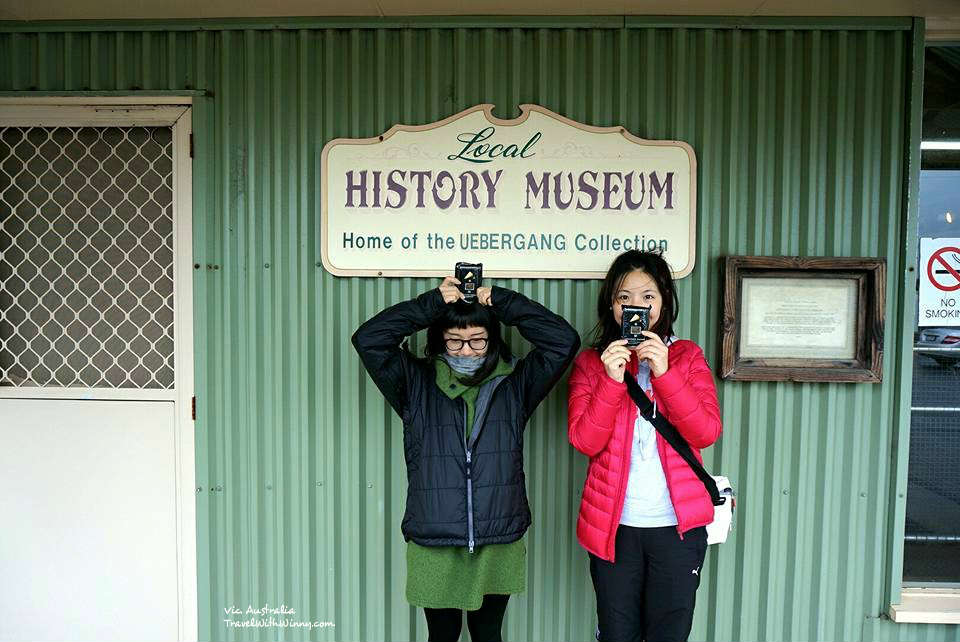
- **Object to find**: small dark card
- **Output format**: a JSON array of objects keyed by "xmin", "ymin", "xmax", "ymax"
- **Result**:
[
  {"xmin": 455, "ymin": 262, "xmax": 483, "ymax": 302},
  {"xmin": 621, "ymin": 305, "xmax": 650, "ymax": 346}
]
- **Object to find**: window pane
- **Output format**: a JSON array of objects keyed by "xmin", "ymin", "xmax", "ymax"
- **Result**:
[{"xmin": 905, "ymin": 163, "xmax": 960, "ymax": 584}]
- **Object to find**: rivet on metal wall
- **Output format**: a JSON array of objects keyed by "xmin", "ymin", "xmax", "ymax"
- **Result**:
[
  {"xmin": 266, "ymin": 484, "xmax": 273, "ymax": 490},
  {"xmin": 367, "ymin": 482, "xmax": 373, "ymax": 488},
  {"xmin": 782, "ymin": 489, "xmax": 789, "ymax": 495},
  {"xmin": 197, "ymin": 486, "xmax": 203, "ymax": 493},
  {"xmin": 264, "ymin": 263, "xmax": 270, "ymax": 268}
]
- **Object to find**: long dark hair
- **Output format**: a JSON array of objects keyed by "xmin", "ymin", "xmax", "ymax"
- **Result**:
[
  {"xmin": 590, "ymin": 250, "xmax": 679, "ymax": 351},
  {"xmin": 424, "ymin": 302, "xmax": 512, "ymax": 386}
]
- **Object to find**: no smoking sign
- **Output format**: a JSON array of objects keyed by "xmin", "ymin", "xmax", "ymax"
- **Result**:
[{"xmin": 919, "ymin": 238, "xmax": 960, "ymax": 325}]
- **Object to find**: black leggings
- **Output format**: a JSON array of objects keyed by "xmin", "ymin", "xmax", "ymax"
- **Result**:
[{"xmin": 424, "ymin": 593, "xmax": 510, "ymax": 642}]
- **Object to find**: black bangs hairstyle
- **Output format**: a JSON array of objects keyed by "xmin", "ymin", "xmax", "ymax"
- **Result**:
[
  {"xmin": 424, "ymin": 301, "xmax": 513, "ymax": 386},
  {"xmin": 590, "ymin": 249, "xmax": 680, "ymax": 351}
]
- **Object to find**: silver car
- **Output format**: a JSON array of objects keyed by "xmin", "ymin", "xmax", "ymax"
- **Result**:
[{"xmin": 915, "ymin": 327, "xmax": 960, "ymax": 366}]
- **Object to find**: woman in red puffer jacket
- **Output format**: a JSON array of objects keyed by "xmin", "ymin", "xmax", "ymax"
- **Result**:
[{"xmin": 568, "ymin": 250, "xmax": 722, "ymax": 642}]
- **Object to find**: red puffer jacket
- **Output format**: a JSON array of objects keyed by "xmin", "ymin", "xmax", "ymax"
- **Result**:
[{"xmin": 568, "ymin": 340, "xmax": 722, "ymax": 562}]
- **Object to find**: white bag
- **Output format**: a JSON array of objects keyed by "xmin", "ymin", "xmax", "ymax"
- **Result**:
[{"xmin": 706, "ymin": 475, "xmax": 735, "ymax": 545}]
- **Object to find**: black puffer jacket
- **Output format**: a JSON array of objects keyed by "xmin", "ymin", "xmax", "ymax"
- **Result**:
[{"xmin": 351, "ymin": 286, "xmax": 580, "ymax": 550}]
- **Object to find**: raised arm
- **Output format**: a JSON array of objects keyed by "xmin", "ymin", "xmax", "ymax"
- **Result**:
[
  {"xmin": 488, "ymin": 286, "xmax": 581, "ymax": 416},
  {"xmin": 351, "ymin": 287, "xmax": 448, "ymax": 418}
]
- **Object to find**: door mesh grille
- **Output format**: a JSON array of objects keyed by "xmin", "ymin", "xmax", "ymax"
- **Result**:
[{"xmin": 0, "ymin": 126, "xmax": 175, "ymax": 389}]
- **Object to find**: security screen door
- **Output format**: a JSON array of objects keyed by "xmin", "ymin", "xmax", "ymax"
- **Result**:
[{"xmin": 0, "ymin": 103, "xmax": 195, "ymax": 642}]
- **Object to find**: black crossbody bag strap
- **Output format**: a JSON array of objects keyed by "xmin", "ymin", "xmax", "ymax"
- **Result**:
[{"xmin": 624, "ymin": 376, "xmax": 723, "ymax": 506}]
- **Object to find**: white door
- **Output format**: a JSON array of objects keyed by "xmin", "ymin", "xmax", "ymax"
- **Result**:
[{"xmin": 0, "ymin": 101, "xmax": 196, "ymax": 642}]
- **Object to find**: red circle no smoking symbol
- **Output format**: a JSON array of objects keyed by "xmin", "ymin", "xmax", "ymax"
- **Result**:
[{"xmin": 927, "ymin": 247, "xmax": 960, "ymax": 292}]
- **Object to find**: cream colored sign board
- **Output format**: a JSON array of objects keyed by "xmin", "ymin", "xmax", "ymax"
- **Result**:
[{"xmin": 321, "ymin": 104, "xmax": 697, "ymax": 279}]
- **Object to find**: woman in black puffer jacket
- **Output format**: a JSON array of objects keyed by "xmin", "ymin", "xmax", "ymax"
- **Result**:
[{"xmin": 352, "ymin": 276, "xmax": 579, "ymax": 642}]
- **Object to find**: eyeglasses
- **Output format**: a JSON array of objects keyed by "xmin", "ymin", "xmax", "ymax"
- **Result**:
[{"xmin": 444, "ymin": 337, "xmax": 489, "ymax": 351}]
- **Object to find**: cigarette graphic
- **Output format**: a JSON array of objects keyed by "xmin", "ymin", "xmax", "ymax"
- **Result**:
[{"xmin": 934, "ymin": 253, "xmax": 960, "ymax": 274}]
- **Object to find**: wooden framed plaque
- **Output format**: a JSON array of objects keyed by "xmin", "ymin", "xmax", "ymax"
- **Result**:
[{"xmin": 720, "ymin": 256, "xmax": 885, "ymax": 383}]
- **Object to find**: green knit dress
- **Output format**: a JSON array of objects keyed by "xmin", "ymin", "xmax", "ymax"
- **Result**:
[{"xmin": 405, "ymin": 358, "xmax": 527, "ymax": 611}]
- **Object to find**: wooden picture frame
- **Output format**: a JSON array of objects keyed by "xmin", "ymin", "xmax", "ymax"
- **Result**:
[{"xmin": 720, "ymin": 256, "xmax": 886, "ymax": 383}]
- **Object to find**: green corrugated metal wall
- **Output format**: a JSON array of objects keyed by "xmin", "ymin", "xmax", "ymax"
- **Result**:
[{"xmin": 1, "ymin": 16, "xmax": 955, "ymax": 642}]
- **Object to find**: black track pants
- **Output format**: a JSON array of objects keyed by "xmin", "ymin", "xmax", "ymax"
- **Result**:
[
  {"xmin": 424, "ymin": 593, "xmax": 510, "ymax": 642},
  {"xmin": 589, "ymin": 525, "xmax": 708, "ymax": 642}
]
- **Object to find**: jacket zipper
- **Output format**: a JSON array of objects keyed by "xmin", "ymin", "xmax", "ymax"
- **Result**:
[
  {"xmin": 461, "ymin": 375, "xmax": 509, "ymax": 554},
  {"xmin": 462, "ymin": 401, "xmax": 475, "ymax": 553}
]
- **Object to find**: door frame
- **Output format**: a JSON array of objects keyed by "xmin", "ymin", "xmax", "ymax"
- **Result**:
[{"xmin": 0, "ymin": 97, "xmax": 197, "ymax": 641}]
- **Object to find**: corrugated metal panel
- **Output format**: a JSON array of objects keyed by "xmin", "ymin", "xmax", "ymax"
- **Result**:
[{"xmin": 2, "ymin": 19, "xmax": 955, "ymax": 642}]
